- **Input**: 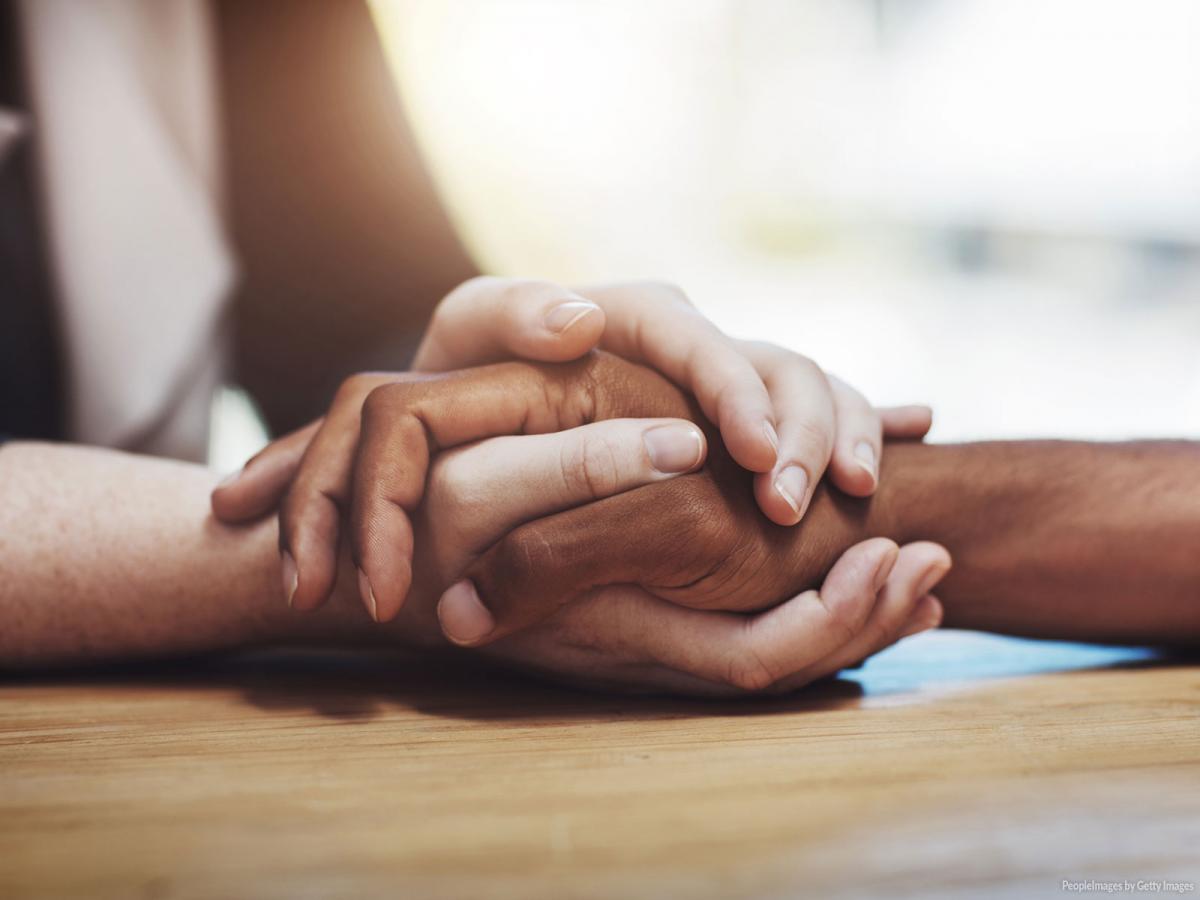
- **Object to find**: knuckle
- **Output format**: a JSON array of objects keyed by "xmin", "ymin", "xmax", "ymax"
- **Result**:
[
  {"xmin": 553, "ymin": 354, "xmax": 604, "ymax": 425},
  {"xmin": 743, "ymin": 338, "xmax": 787, "ymax": 357},
  {"xmin": 782, "ymin": 352, "xmax": 828, "ymax": 388},
  {"xmin": 359, "ymin": 387, "xmax": 389, "ymax": 425},
  {"xmin": 674, "ymin": 477, "xmax": 734, "ymax": 544},
  {"xmin": 493, "ymin": 523, "xmax": 557, "ymax": 583},
  {"xmin": 725, "ymin": 645, "xmax": 777, "ymax": 693},
  {"xmin": 815, "ymin": 590, "xmax": 865, "ymax": 647},
  {"xmin": 650, "ymin": 478, "xmax": 759, "ymax": 611},
  {"xmin": 710, "ymin": 370, "xmax": 768, "ymax": 423},
  {"xmin": 693, "ymin": 506, "xmax": 736, "ymax": 553},
  {"xmin": 829, "ymin": 372, "xmax": 868, "ymax": 407},
  {"xmin": 360, "ymin": 380, "xmax": 417, "ymax": 423},
  {"xmin": 789, "ymin": 417, "xmax": 835, "ymax": 462},
  {"xmin": 425, "ymin": 453, "xmax": 476, "ymax": 515},
  {"xmin": 560, "ymin": 432, "xmax": 623, "ymax": 500},
  {"xmin": 656, "ymin": 476, "xmax": 723, "ymax": 539},
  {"xmin": 334, "ymin": 372, "xmax": 383, "ymax": 405}
]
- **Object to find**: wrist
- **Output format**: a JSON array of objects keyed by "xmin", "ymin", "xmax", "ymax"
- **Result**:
[
  {"xmin": 866, "ymin": 440, "xmax": 928, "ymax": 545},
  {"xmin": 774, "ymin": 441, "xmax": 931, "ymax": 595}
]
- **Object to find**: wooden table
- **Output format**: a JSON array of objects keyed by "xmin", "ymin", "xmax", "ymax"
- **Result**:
[{"xmin": 2, "ymin": 631, "xmax": 1198, "ymax": 900}]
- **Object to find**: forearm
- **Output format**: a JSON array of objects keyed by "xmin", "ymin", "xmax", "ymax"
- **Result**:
[
  {"xmin": 222, "ymin": 3, "xmax": 478, "ymax": 434},
  {"xmin": 861, "ymin": 440, "xmax": 1200, "ymax": 643},
  {"xmin": 0, "ymin": 443, "xmax": 385, "ymax": 668}
]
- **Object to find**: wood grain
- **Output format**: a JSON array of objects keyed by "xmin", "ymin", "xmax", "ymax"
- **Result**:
[{"xmin": 1, "ymin": 631, "xmax": 1197, "ymax": 900}]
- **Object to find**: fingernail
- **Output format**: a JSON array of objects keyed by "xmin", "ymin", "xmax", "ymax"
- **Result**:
[
  {"xmin": 437, "ymin": 580, "xmax": 495, "ymax": 646},
  {"xmin": 854, "ymin": 441, "xmax": 877, "ymax": 481},
  {"xmin": 773, "ymin": 465, "xmax": 808, "ymax": 521},
  {"xmin": 357, "ymin": 568, "xmax": 378, "ymax": 622},
  {"xmin": 544, "ymin": 300, "xmax": 600, "ymax": 334},
  {"xmin": 281, "ymin": 552, "xmax": 298, "ymax": 608},
  {"xmin": 762, "ymin": 421, "xmax": 780, "ymax": 454},
  {"xmin": 915, "ymin": 563, "xmax": 951, "ymax": 599},
  {"xmin": 216, "ymin": 467, "xmax": 243, "ymax": 488},
  {"xmin": 643, "ymin": 423, "xmax": 704, "ymax": 473}
]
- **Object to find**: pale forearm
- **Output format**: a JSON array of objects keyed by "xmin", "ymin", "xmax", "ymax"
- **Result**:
[
  {"xmin": 0, "ymin": 443, "xmax": 376, "ymax": 668},
  {"xmin": 872, "ymin": 440, "xmax": 1200, "ymax": 643}
]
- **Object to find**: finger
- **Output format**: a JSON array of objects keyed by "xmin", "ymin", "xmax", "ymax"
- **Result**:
[
  {"xmin": 281, "ymin": 375, "xmax": 391, "ymax": 613},
  {"xmin": 443, "ymin": 473, "xmax": 721, "ymax": 646},
  {"xmin": 348, "ymin": 395, "xmax": 421, "ymax": 623},
  {"xmin": 880, "ymin": 405, "xmax": 933, "ymax": 440},
  {"xmin": 341, "ymin": 362, "xmax": 609, "ymax": 621},
  {"xmin": 473, "ymin": 585, "xmax": 745, "ymax": 698},
  {"xmin": 898, "ymin": 593, "xmax": 945, "ymax": 638},
  {"xmin": 628, "ymin": 538, "xmax": 901, "ymax": 692},
  {"xmin": 580, "ymin": 283, "xmax": 778, "ymax": 473},
  {"xmin": 826, "ymin": 375, "xmax": 883, "ymax": 498},
  {"xmin": 413, "ymin": 276, "xmax": 605, "ymax": 371},
  {"xmin": 475, "ymin": 584, "xmax": 758, "ymax": 698},
  {"xmin": 431, "ymin": 420, "xmax": 706, "ymax": 641},
  {"xmin": 357, "ymin": 410, "xmax": 706, "ymax": 624},
  {"xmin": 771, "ymin": 593, "xmax": 944, "ymax": 678},
  {"xmin": 768, "ymin": 542, "xmax": 950, "ymax": 691},
  {"xmin": 210, "ymin": 421, "xmax": 320, "ymax": 522},
  {"xmin": 430, "ymin": 418, "xmax": 707, "ymax": 555},
  {"xmin": 740, "ymin": 343, "xmax": 836, "ymax": 525}
]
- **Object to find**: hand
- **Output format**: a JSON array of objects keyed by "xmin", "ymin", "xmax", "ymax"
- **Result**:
[
  {"xmin": 351, "ymin": 415, "xmax": 708, "ymax": 644},
  {"xmin": 411, "ymin": 277, "xmax": 933, "ymax": 503},
  {"xmin": 219, "ymin": 353, "xmax": 705, "ymax": 620},
  {"xmin": 437, "ymin": 426, "xmax": 952, "ymax": 650},
  {"xmin": 377, "ymin": 423, "xmax": 949, "ymax": 696},
  {"xmin": 479, "ymin": 539, "xmax": 947, "ymax": 696},
  {"xmin": 213, "ymin": 279, "xmax": 930, "ymax": 623}
]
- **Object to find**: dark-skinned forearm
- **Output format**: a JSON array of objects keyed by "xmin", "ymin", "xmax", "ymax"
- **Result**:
[{"xmin": 838, "ymin": 441, "xmax": 1200, "ymax": 644}]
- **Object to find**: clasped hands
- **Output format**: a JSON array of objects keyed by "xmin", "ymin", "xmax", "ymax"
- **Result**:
[{"xmin": 213, "ymin": 278, "xmax": 950, "ymax": 695}]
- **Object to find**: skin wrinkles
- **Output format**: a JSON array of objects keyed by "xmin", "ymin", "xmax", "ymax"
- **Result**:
[
  {"xmin": 214, "ymin": 274, "xmax": 928, "ymax": 650},
  {"xmin": 463, "ymin": 437, "xmax": 893, "ymax": 643},
  {"xmin": 463, "ymin": 474, "xmax": 890, "ymax": 690},
  {"xmin": 308, "ymin": 352, "xmax": 712, "ymax": 617}
]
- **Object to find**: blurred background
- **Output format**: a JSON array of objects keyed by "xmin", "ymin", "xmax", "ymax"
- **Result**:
[{"xmin": 356, "ymin": 0, "xmax": 1200, "ymax": 445}]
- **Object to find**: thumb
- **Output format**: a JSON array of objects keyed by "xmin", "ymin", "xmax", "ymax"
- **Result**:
[
  {"xmin": 413, "ymin": 276, "xmax": 605, "ymax": 371},
  {"xmin": 436, "ymin": 484, "xmax": 683, "ymax": 646}
]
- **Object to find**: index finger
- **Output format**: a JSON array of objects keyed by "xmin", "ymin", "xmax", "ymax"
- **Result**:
[
  {"xmin": 347, "ymin": 356, "xmax": 694, "ymax": 621},
  {"xmin": 579, "ymin": 283, "xmax": 779, "ymax": 473},
  {"xmin": 630, "ymin": 538, "xmax": 899, "ymax": 692}
]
